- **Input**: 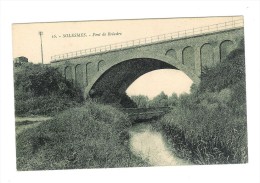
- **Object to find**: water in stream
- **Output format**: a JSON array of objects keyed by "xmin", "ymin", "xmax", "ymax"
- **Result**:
[{"xmin": 129, "ymin": 123, "xmax": 191, "ymax": 166}]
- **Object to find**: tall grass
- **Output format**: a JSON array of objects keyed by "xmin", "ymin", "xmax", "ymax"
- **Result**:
[
  {"xmin": 16, "ymin": 102, "xmax": 148, "ymax": 170},
  {"xmin": 162, "ymin": 104, "xmax": 247, "ymax": 164},
  {"xmin": 160, "ymin": 40, "xmax": 248, "ymax": 164}
]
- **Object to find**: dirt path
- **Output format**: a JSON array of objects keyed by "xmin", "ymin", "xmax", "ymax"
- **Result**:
[
  {"xmin": 15, "ymin": 116, "xmax": 52, "ymax": 135},
  {"xmin": 15, "ymin": 116, "xmax": 52, "ymax": 123},
  {"xmin": 129, "ymin": 123, "xmax": 191, "ymax": 166}
]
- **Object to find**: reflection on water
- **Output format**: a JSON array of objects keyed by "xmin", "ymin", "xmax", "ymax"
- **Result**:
[{"xmin": 129, "ymin": 123, "xmax": 190, "ymax": 166}]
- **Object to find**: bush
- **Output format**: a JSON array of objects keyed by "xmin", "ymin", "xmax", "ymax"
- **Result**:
[
  {"xmin": 14, "ymin": 64, "xmax": 84, "ymax": 116},
  {"xmin": 130, "ymin": 95, "xmax": 149, "ymax": 108},
  {"xmin": 199, "ymin": 48, "xmax": 245, "ymax": 93},
  {"xmin": 16, "ymin": 102, "xmax": 148, "ymax": 170},
  {"xmin": 149, "ymin": 92, "xmax": 168, "ymax": 107}
]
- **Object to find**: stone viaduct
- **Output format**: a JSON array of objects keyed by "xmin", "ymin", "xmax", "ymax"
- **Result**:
[{"xmin": 50, "ymin": 22, "xmax": 244, "ymax": 101}]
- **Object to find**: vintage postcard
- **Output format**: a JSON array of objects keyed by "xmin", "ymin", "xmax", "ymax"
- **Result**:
[{"xmin": 13, "ymin": 16, "xmax": 247, "ymax": 171}]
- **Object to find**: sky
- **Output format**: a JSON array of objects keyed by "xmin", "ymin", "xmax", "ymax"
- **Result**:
[
  {"xmin": 12, "ymin": 16, "xmax": 240, "ymax": 98},
  {"xmin": 126, "ymin": 69, "xmax": 193, "ymax": 99},
  {"xmin": 12, "ymin": 16, "xmax": 240, "ymax": 63}
]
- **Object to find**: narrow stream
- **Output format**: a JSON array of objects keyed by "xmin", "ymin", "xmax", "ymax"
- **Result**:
[{"xmin": 129, "ymin": 123, "xmax": 191, "ymax": 166}]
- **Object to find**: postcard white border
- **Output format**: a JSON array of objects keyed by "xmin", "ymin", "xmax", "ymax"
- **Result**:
[{"xmin": 0, "ymin": 1, "xmax": 259, "ymax": 183}]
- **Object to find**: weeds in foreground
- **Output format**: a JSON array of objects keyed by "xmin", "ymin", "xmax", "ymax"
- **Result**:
[{"xmin": 161, "ymin": 106, "xmax": 247, "ymax": 164}]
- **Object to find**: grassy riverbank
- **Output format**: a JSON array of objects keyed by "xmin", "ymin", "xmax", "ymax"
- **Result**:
[
  {"xmin": 16, "ymin": 102, "xmax": 148, "ymax": 170},
  {"xmin": 160, "ymin": 41, "xmax": 248, "ymax": 164}
]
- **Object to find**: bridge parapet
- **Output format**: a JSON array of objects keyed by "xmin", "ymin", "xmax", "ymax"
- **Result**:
[{"xmin": 51, "ymin": 18, "xmax": 243, "ymax": 62}]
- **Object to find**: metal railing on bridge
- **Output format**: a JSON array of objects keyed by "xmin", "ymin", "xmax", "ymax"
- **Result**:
[{"xmin": 51, "ymin": 17, "xmax": 244, "ymax": 62}]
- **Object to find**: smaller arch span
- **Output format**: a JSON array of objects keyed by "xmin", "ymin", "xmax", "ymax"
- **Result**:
[
  {"xmin": 165, "ymin": 49, "xmax": 177, "ymax": 60},
  {"xmin": 182, "ymin": 46, "xmax": 195, "ymax": 70},
  {"xmin": 75, "ymin": 64, "xmax": 84, "ymax": 87},
  {"xmin": 86, "ymin": 62, "xmax": 93, "ymax": 86},
  {"xmin": 97, "ymin": 60, "xmax": 105, "ymax": 71},
  {"xmin": 64, "ymin": 66, "xmax": 73, "ymax": 81},
  {"xmin": 220, "ymin": 40, "xmax": 234, "ymax": 62},
  {"xmin": 200, "ymin": 43, "xmax": 214, "ymax": 71}
]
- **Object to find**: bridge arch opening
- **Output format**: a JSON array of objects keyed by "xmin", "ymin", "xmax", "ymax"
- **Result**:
[
  {"xmin": 88, "ymin": 58, "xmax": 194, "ymax": 107},
  {"xmin": 126, "ymin": 69, "xmax": 193, "ymax": 100}
]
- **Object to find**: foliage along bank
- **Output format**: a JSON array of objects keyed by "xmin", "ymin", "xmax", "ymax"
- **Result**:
[
  {"xmin": 14, "ymin": 64, "xmax": 84, "ymax": 116},
  {"xmin": 160, "ymin": 40, "xmax": 247, "ymax": 164}
]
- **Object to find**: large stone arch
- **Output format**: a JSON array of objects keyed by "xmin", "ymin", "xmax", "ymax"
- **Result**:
[
  {"xmin": 220, "ymin": 40, "xmax": 235, "ymax": 62},
  {"xmin": 182, "ymin": 46, "xmax": 195, "ymax": 70},
  {"xmin": 85, "ymin": 57, "xmax": 199, "ymax": 101},
  {"xmin": 88, "ymin": 58, "xmax": 176, "ymax": 99},
  {"xmin": 200, "ymin": 43, "xmax": 214, "ymax": 70}
]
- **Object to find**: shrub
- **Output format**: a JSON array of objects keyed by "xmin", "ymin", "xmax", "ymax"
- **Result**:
[
  {"xmin": 149, "ymin": 92, "xmax": 168, "ymax": 107},
  {"xmin": 130, "ymin": 95, "xmax": 149, "ymax": 108},
  {"xmin": 14, "ymin": 64, "xmax": 83, "ymax": 116}
]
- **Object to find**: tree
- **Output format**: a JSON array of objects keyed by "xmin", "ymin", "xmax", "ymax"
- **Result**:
[
  {"xmin": 149, "ymin": 92, "xmax": 168, "ymax": 107},
  {"xmin": 130, "ymin": 95, "xmax": 149, "ymax": 108},
  {"xmin": 168, "ymin": 93, "xmax": 178, "ymax": 106},
  {"xmin": 14, "ymin": 64, "xmax": 83, "ymax": 101}
]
